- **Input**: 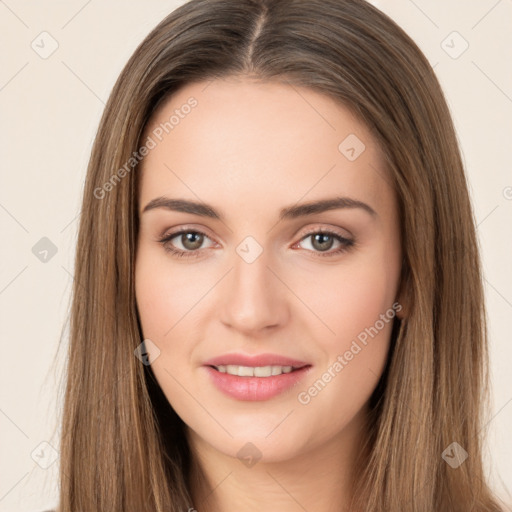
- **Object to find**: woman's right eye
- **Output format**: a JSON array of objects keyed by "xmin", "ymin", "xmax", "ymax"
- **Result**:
[{"xmin": 158, "ymin": 229, "xmax": 215, "ymax": 259}]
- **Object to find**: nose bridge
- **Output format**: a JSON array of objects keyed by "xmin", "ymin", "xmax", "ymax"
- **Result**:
[{"xmin": 220, "ymin": 241, "xmax": 286, "ymax": 332}]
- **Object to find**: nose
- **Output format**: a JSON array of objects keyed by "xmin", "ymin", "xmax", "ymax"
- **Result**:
[{"xmin": 219, "ymin": 247, "xmax": 289, "ymax": 335}]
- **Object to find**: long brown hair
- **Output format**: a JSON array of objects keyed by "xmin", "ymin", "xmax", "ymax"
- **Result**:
[{"xmin": 56, "ymin": 0, "xmax": 506, "ymax": 510}]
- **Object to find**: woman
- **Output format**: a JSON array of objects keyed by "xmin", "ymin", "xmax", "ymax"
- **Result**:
[{"xmin": 56, "ymin": 0, "xmax": 507, "ymax": 510}]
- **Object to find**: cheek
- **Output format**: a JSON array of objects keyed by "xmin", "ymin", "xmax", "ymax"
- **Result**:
[
  {"xmin": 135, "ymin": 247, "xmax": 208, "ymax": 340},
  {"xmin": 294, "ymin": 248, "xmax": 400, "ymax": 351},
  {"xmin": 336, "ymin": 267, "xmax": 396, "ymax": 343},
  {"xmin": 135, "ymin": 251, "xmax": 202, "ymax": 405},
  {"xmin": 290, "ymin": 247, "xmax": 399, "ymax": 412}
]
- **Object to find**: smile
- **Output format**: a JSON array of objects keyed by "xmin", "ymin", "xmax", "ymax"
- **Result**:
[
  {"xmin": 212, "ymin": 364, "xmax": 303, "ymax": 377},
  {"xmin": 204, "ymin": 364, "xmax": 312, "ymax": 401}
]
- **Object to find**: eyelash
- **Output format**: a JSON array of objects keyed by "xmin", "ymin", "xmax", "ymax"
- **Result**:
[{"xmin": 157, "ymin": 227, "xmax": 355, "ymax": 260}]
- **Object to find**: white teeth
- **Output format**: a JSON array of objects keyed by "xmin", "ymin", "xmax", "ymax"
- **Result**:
[
  {"xmin": 215, "ymin": 365, "xmax": 295, "ymax": 377},
  {"xmin": 254, "ymin": 366, "xmax": 272, "ymax": 377}
]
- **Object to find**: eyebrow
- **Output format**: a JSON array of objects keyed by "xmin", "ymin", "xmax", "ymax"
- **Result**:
[{"xmin": 141, "ymin": 196, "xmax": 377, "ymax": 220}]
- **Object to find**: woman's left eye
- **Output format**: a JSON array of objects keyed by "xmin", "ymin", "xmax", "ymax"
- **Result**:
[
  {"xmin": 157, "ymin": 229, "xmax": 354, "ymax": 259},
  {"xmin": 295, "ymin": 231, "xmax": 355, "ymax": 257}
]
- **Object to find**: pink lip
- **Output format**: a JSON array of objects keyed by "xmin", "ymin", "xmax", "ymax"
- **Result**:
[
  {"xmin": 202, "ymin": 352, "xmax": 312, "ymax": 401},
  {"xmin": 203, "ymin": 366, "xmax": 312, "ymax": 401},
  {"xmin": 203, "ymin": 352, "xmax": 309, "ymax": 368}
]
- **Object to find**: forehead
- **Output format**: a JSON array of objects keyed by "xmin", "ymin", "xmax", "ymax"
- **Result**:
[{"xmin": 138, "ymin": 78, "xmax": 392, "ymax": 218}]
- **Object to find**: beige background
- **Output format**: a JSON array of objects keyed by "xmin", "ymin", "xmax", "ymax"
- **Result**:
[{"xmin": 0, "ymin": 1, "xmax": 511, "ymax": 510}]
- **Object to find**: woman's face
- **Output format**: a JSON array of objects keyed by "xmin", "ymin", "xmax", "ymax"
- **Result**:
[{"xmin": 135, "ymin": 77, "xmax": 403, "ymax": 463}]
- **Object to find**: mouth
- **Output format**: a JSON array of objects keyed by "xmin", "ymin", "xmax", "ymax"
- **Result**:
[
  {"xmin": 208, "ymin": 364, "xmax": 309, "ymax": 377},
  {"xmin": 203, "ymin": 363, "xmax": 312, "ymax": 401}
]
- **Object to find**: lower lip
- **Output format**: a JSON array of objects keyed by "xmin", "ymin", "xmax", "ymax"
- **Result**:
[{"xmin": 203, "ymin": 365, "xmax": 312, "ymax": 401}]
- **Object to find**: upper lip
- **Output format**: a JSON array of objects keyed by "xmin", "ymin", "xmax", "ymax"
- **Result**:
[{"xmin": 203, "ymin": 353, "xmax": 310, "ymax": 368}]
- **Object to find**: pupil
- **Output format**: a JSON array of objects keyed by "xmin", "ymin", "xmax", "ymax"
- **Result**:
[
  {"xmin": 313, "ymin": 233, "xmax": 333, "ymax": 251},
  {"xmin": 183, "ymin": 232, "xmax": 203, "ymax": 250}
]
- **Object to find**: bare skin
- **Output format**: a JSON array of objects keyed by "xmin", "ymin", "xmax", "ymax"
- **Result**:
[{"xmin": 135, "ymin": 77, "xmax": 403, "ymax": 512}]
